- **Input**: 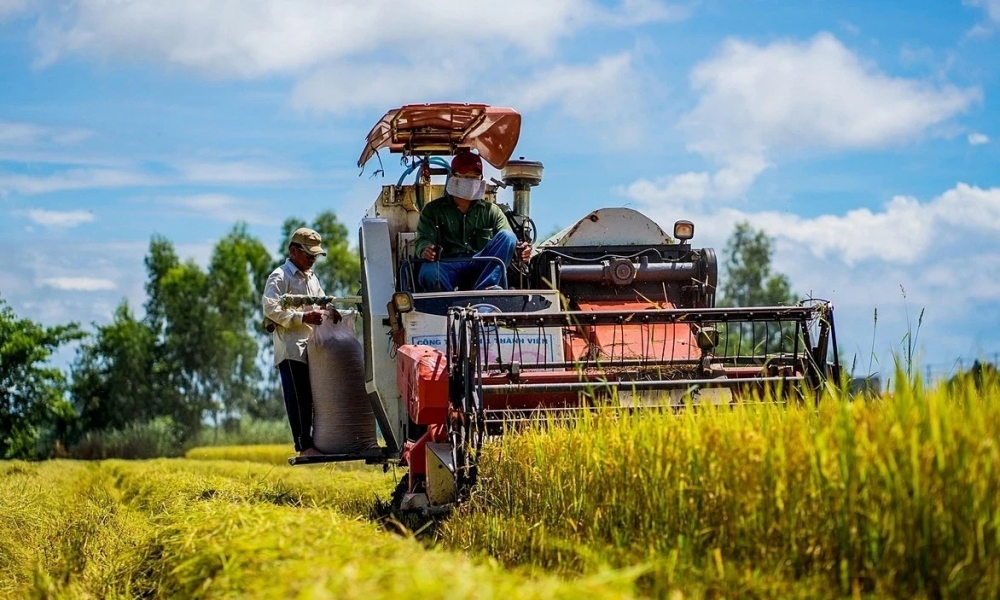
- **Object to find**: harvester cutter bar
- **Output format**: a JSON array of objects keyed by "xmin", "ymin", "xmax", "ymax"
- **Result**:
[
  {"xmin": 479, "ymin": 375, "xmax": 804, "ymax": 395},
  {"xmin": 472, "ymin": 304, "xmax": 829, "ymax": 327},
  {"xmin": 480, "ymin": 400, "xmax": 791, "ymax": 425},
  {"xmin": 479, "ymin": 356, "xmax": 804, "ymax": 372}
]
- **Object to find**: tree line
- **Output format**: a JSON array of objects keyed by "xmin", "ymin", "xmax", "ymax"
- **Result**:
[
  {"xmin": 2, "ymin": 217, "xmax": 812, "ymax": 459},
  {"xmin": 1, "ymin": 212, "xmax": 358, "ymax": 459}
]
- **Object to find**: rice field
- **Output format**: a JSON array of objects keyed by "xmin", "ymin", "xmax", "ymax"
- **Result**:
[
  {"xmin": 0, "ymin": 459, "xmax": 633, "ymax": 599},
  {"xmin": 184, "ymin": 444, "xmax": 296, "ymax": 465},
  {"xmin": 443, "ymin": 378, "xmax": 1000, "ymax": 598},
  {"xmin": 2, "ymin": 375, "xmax": 998, "ymax": 599}
]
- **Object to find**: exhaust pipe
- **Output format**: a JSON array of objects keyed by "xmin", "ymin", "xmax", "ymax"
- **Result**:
[{"xmin": 501, "ymin": 158, "xmax": 543, "ymax": 218}]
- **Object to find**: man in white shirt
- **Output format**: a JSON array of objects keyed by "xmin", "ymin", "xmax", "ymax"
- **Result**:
[{"xmin": 262, "ymin": 227, "xmax": 339, "ymax": 457}]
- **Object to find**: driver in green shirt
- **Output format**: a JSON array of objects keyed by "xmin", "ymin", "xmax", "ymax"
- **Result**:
[{"xmin": 414, "ymin": 151, "xmax": 530, "ymax": 291}]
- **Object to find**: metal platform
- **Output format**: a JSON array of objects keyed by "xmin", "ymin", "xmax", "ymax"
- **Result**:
[{"xmin": 287, "ymin": 447, "xmax": 395, "ymax": 466}]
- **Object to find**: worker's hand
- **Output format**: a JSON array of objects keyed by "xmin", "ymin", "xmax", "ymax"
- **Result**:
[
  {"xmin": 422, "ymin": 245, "xmax": 438, "ymax": 261},
  {"xmin": 302, "ymin": 310, "xmax": 324, "ymax": 325},
  {"xmin": 516, "ymin": 242, "xmax": 532, "ymax": 262},
  {"xmin": 326, "ymin": 307, "xmax": 343, "ymax": 324}
]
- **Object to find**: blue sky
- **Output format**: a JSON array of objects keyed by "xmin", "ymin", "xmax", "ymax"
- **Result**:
[{"xmin": 1, "ymin": 0, "xmax": 999, "ymax": 380}]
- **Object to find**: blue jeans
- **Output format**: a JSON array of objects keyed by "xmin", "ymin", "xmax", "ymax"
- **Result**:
[{"xmin": 418, "ymin": 230, "xmax": 516, "ymax": 291}]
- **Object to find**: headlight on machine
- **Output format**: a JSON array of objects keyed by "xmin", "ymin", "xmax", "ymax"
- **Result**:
[
  {"xmin": 673, "ymin": 220, "xmax": 694, "ymax": 241},
  {"xmin": 392, "ymin": 291, "xmax": 414, "ymax": 313}
]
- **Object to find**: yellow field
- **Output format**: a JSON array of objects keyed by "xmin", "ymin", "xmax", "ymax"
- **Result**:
[
  {"xmin": 443, "ymin": 380, "xmax": 1000, "ymax": 598},
  {"xmin": 184, "ymin": 444, "xmax": 296, "ymax": 465},
  {"xmin": 2, "ymin": 376, "xmax": 998, "ymax": 599},
  {"xmin": 0, "ymin": 459, "xmax": 633, "ymax": 599}
]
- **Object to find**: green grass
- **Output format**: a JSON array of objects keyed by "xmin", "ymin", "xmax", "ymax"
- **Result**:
[
  {"xmin": 69, "ymin": 416, "xmax": 184, "ymax": 459},
  {"xmin": 190, "ymin": 418, "xmax": 291, "ymax": 447}
]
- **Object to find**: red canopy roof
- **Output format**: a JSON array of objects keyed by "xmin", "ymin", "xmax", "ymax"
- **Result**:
[{"xmin": 357, "ymin": 103, "xmax": 521, "ymax": 170}]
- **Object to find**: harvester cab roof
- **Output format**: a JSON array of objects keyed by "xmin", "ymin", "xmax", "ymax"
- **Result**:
[
  {"xmin": 289, "ymin": 102, "xmax": 840, "ymax": 515},
  {"xmin": 357, "ymin": 103, "xmax": 522, "ymax": 172}
]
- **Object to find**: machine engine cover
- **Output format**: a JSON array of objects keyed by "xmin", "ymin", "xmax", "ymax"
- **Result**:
[{"xmin": 396, "ymin": 345, "xmax": 449, "ymax": 425}]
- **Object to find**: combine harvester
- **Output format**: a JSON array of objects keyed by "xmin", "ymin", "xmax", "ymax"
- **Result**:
[{"xmin": 288, "ymin": 103, "xmax": 840, "ymax": 512}]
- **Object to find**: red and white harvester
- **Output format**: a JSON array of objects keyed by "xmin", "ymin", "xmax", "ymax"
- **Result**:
[{"xmin": 289, "ymin": 103, "xmax": 840, "ymax": 511}]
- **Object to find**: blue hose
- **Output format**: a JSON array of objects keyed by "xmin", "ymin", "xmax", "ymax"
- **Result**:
[
  {"xmin": 396, "ymin": 157, "xmax": 452, "ymax": 187},
  {"xmin": 396, "ymin": 163, "xmax": 419, "ymax": 187}
]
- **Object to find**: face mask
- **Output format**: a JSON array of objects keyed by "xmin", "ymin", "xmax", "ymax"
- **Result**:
[{"xmin": 446, "ymin": 176, "xmax": 487, "ymax": 201}]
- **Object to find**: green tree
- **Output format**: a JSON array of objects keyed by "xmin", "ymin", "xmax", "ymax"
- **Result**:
[
  {"xmin": 144, "ymin": 225, "xmax": 274, "ymax": 435},
  {"xmin": 144, "ymin": 234, "xmax": 180, "ymax": 336},
  {"xmin": 207, "ymin": 224, "xmax": 273, "ymax": 424},
  {"xmin": 211, "ymin": 223, "xmax": 273, "ymax": 325},
  {"xmin": 68, "ymin": 237, "xmax": 205, "ymax": 446},
  {"xmin": 275, "ymin": 211, "xmax": 361, "ymax": 297},
  {"xmin": 717, "ymin": 221, "xmax": 797, "ymax": 356},
  {"xmin": 152, "ymin": 259, "xmax": 218, "ymax": 435},
  {"xmin": 0, "ymin": 295, "xmax": 82, "ymax": 458},
  {"xmin": 718, "ymin": 221, "xmax": 794, "ymax": 308},
  {"xmin": 140, "ymin": 234, "xmax": 206, "ymax": 435},
  {"xmin": 71, "ymin": 301, "xmax": 158, "ymax": 433},
  {"xmin": 71, "ymin": 227, "xmax": 275, "ymax": 443}
]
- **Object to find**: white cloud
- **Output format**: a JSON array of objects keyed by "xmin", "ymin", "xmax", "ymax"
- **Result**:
[
  {"xmin": 0, "ymin": 0, "xmax": 30, "ymax": 20},
  {"xmin": 622, "ymin": 172, "xmax": 711, "ymax": 204},
  {"xmin": 603, "ymin": 0, "xmax": 689, "ymax": 25},
  {"xmin": 965, "ymin": 23, "xmax": 994, "ymax": 39},
  {"xmin": 622, "ymin": 154, "xmax": 770, "ymax": 204},
  {"xmin": 21, "ymin": 208, "xmax": 95, "ymax": 227},
  {"xmin": 20, "ymin": 1, "xmax": 687, "ymax": 140},
  {"xmin": 625, "ymin": 182, "xmax": 1000, "ymax": 373},
  {"xmin": 504, "ymin": 53, "xmax": 644, "ymax": 145},
  {"xmin": 165, "ymin": 194, "xmax": 274, "ymax": 225},
  {"xmin": 291, "ymin": 62, "xmax": 467, "ymax": 114},
  {"xmin": 39, "ymin": 277, "xmax": 117, "ymax": 291},
  {"xmin": 745, "ymin": 199, "xmax": 936, "ymax": 265},
  {"xmin": 0, "ymin": 240, "xmax": 144, "ymax": 345},
  {"xmin": 50, "ymin": 128, "xmax": 93, "ymax": 145},
  {"xmin": 0, "ymin": 147, "xmax": 126, "ymax": 167},
  {"xmin": 32, "ymin": 0, "xmax": 680, "ymax": 77},
  {"xmin": 966, "ymin": 0, "xmax": 1000, "ymax": 23},
  {"xmin": 632, "ymin": 182, "xmax": 1000, "ymax": 267},
  {"xmin": 633, "ymin": 33, "xmax": 979, "ymax": 202},
  {"xmin": 0, "ymin": 168, "xmax": 158, "ymax": 195},
  {"xmin": 0, "ymin": 158, "xmax": 305, "ymax": 195},
  {"xmin": 968, "ymin": 132, "xmax": 990, "ymax": 145},
  {"xmin": 0, "ymin": 120, "xmax": 91, "ymax": 146},
  {"xmin": 513, "ymin": 54, "xmax": 632, "ymax": 112},
  {"xmin": 0, "ymin": 121, "xmax": 44, "ymax": 144},
  {"xmin": 178, "ymin": 161, "xmax": 301, "ymax": 184},
  {"xmin": 293, "ymin": 51, "xmax": 648, "ymax": 145},
  {"xmin": 685, "ymin": 33, "xmax": 977, "ymax": 156}
]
